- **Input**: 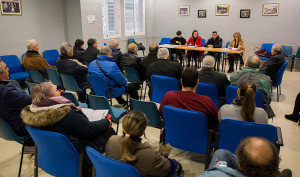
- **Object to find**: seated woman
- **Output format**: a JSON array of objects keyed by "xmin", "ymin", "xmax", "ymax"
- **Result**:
[
  {"xmin": 218, "ymin": 81, "xmax": 268, "ymax": 123},
  {"xmin": 227, "ymin": 32, "xmax": 245, "ymax": 73},
  {"xmin": 73, "ymin": 39, "xmax": 85, "ymax": 63},
  {"xmin": 185, "ymin": 30, "xmax": 203, "ymax": 68},
  {"xmin": 21, "ymin": 81, "xmax": 115, "ymax": 177},
  {"xmin": 105, "ymin": 111, "xmax": 182, "ymax": 177}
]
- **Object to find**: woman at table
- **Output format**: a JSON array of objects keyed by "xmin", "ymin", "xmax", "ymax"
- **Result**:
[
  {"xmin": 227, "ymin": 32, "xmax": 245, "ymax": 73},
  {"xmin": 185, "ymin": 30, "xmax": 203, "ymax": 68}
]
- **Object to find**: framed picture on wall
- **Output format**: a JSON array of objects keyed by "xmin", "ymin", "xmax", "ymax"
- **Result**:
[
  {"xmin": 262, "ymin": 3, "xmax": 279, "ymax": 16},
  {"xmin": 0, "ymin": 0, "xmax": 22, "ymax": 15},
  {"xmin": 215, "ymin": 4, "xmax": 229, "ymax": 16},
  {"xmin": 240, "ymin": 9, "xmax": 250, "ymax": 18},
  {"xmin": 178, "ymin": 5, "xmax": 190, "ymax": 16},
  {"xmin": 198, "ymin": 10, "xmax": 206, "ymax": 18}
]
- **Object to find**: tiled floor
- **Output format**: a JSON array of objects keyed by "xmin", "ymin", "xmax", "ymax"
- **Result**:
[{"xmin": 1, "ymin": 68, "xmax": 299, "ymax": 177}]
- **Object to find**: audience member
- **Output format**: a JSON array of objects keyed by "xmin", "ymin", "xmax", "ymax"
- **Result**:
[
  {"xmin": 21, "ymin": 81, "xmax": 115, "ymax": 177},
  {"xmin": 159, "ymin": 67, "xmax": 219, "ymax": 131},
  {"xmin": 260, "ymin": 44, "xmax": 285, "ymax": 83},
  {"xmin": 185, "ymin": 30, "xmax": 203, "ymax": 68},
  {"xmin": 23, "ymin": 39, "xmax": 55, "ymax": 78},
  {"xmin": 108, "ymin": 39, "xmax": 122, "ymax": 70},
  {"xmin": 218, "ymin": 81, "xmax": 268, "ymax": 123},
  {"xmin": 204, "ymin": 31, "xmax": 223, "ymax": 71},
  {"xmin": 82, "ymin": 38, "xmax": 99, "ymax": 64},
  {"xmin": 170, "ymin": 31, "xmax": 186, "ymax": 63},
  {"xmin": 106, "ymin": 111, "xmax": 182, "ymax": 177},
  {"xmin": 285, "ymin": 92, "xmax": 300, "ymax": 124},
  {"xmin": 73, "ymin": 39, "xmax": 85, "ymax": 63},
  {"xmin": 198, "ymin": 55, "xmax": 230, "ymax": 97},
  {"xmin": 227, "ymin": 32, "xmax": 245, "ymax": 73},
  {"xmin": 142, "ymin": 43, "xmax": 159, "ymax": 71}
]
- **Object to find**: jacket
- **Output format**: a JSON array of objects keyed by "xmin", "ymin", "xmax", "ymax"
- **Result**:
[
  {"xmin": 111, "ymin": 47, "xmax": 123, "ymax": 69},
  {"xmin": 142, "ymin": 51, "xmax": 158, "ymax": 71},
  {"xmin": 230, "ymin": 67, "xmax": 275, "ymax": 118},
  {"xmin": 56, "ymin": 55, "xmax": 89, "ymax": 89},
  {"xmin": 23, "ymin": 51, "xmax": 55, "ymax": 78},
  {"xmin": 73, "ymin": 48, "xmax": 85, "ymax": 63},
  {"xmin": 121, "ymin": 51, "xmax": 145, "ymax": 80},
  {"xmin": 260, "ymin": 53, "xmax": 285, "ymax": 84},
  {"xmin": 204, "ymin": 36, "xmax": 223, "ymax": 48},
  {"xmin": 228, "ymin": 39, "xmax": 245, "ymax": 62},
  {"xmin": 186, "ymin": 37, "xmax": 203, "ymax": 47},
  {"xmin": 82, "ymin": 46, "xmax": 100, "ymax": 63},
  {"xmin": 170, "ymin": 37, "xmax": 186, "ymax": 46},
  {"xmin": 105, "ymin": 135, "xmax": 170, "ymax": 177},
  {"xmin": 88, "ymin": 55, "xmax": 127, "ymax": 98},
  {"xmin": 147, "ymin": 59, "xmax": 183, "ymax": 82},
  {"xmin": 199, "ymin": 166, "xmax": 245, "ymax": 177}
]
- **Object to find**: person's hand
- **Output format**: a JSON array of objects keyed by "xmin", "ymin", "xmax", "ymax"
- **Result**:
[
  {"xmin": 229, "ymin": 47, "xmax": 232, "ymax": 49},
  {"xmin": 176, "ymin": 41, "xmax": 180, "ymax": 44},
  {"xmin": 77, "ymin": 106, "xmax": 81, "ymax": 110},
  {"xmin": 208, "ymin": 45, "xmax": 213, "ymax": 48},
  {"xmin": 238, "ymin": 46, "xmax": 242, "ymax": 50},
  {"xmin": 185, "ymin": 44, "xmax": 187, "ymax": 46}
]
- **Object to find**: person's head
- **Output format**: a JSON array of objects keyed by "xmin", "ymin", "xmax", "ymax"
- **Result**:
[
  {"xmin": 212, "ymin": 31, "xmax": 218, "ymax": 40},
  {"xmin": 26, "ymin": 39, "xmax": 39, "ymax": 52},
  {"xmin": 245, "ymin": 56, "xmax": 260, "ymax": 69},
  {"xmin": 128, "ymin": 43, "xmax": 138, "ymax": 54},
  {"xmin": 149, "ymin": 44, "xmax": 159, "ymax": 54},
  {"xmin": 237, "ymin": 81, "xmax": 256, "ymax": 122},
  {"xmin": 271, "ymin": 44, "xmax": 282, "ymax": 55},
  {"xmin": 99, "ymin": 46, "xmax": 112, "ymax": 56},
  {"xmin": 108, "ymin": 39, "xmax": 119, "ymax": 49},
  {"xmin": 120, "ymin": 111, "xmax": 148, "ymax": 163},
  {"xmin": 202, "ymin": 55, "xmax": 215, "ymax": 70},
  {"xmin": 233, "ymin": 32, "xmax": 242, "ymax": 41},
  {"xmin": 176, "ymin": 31, "xmax": 182, "ymax": 37},
  {"xmin": 60, "ymin": 42, "xmax": 73, "ymax": 56},
  {"xmin": 191, "ymin": 30, "xmax": 199, "ymax": 40},
  {"xmin": 157, "ymin": 48, "xmax": 169, "ymax": 60},
  {"xmin": 236, "ymin": 137, "xmax": 280, "ymax": 177},
  {"xmin": 0, "ymin": 58, "xmax": 9, "ymax": 80},
  {"xmin": 74, "ymin": 39, "xmax": 84, "ymax": 49},
  {"xmin": 181, "ymin": 67, "xmax": 199, "ymax": 92},
  {"xmin": 31, "ymin": 82, "xmax": 60, "ymax": 104},
  {"xmin": 87, "ymin": 38, "xmax": 98, "ymax": 48}
]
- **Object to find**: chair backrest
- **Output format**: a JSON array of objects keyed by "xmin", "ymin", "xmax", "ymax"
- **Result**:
[
  {"xmin": 196, "ymin": 82, "xmax": 219, "ymax": 109},
  {"xmin": 104, "ymin": 43, "xmax": 108, "ymax": 46},
  {"xmin": 0, "ymin": 119, "xmax": 23, "ymax": 143},
  {"xmin": 87, "ymin": 75, "xmax": 109, "ymax": 98},
  {"xmin": 45, "ymin": 68, "xmax": 63, "ymax": 87},
  {"xmin": 162, "ymin": 105, "xmax": 210, "ymax": 154},
  {"xmin": 28, "ymin": 69, "xmax": 45, "ymax": 83},
  {"xmin": 151, "ymin": 75, "xmax": 180, "ymax": 103},
  {"xmin": 225, "ymin": 41, "xmax": 230, "ymax": 48},
  {"xmin": 130, "ymin": 98, "xmax": 161, "ymax": 128},
  {"xmin": 60, "ymin": 74, "xmax": 82, "ymax": 92},
  {"xmin": 128, "ymin": 38, "xmax": 136, "ymax": 44},
  {"xmin": 25, "ymin": 81, "xmax": 38, "ymax": 95},
  {"xmin": 123, "ymin": 66, "xmax": 142, "ymax": 83},
  {"xmin": 0, "ymin": 55, "xmax": 23, "ymax": 74},
  {"xmin": 61, "ymin": 92, "xmax": 79, "ymax": 107},
  {"xmin": 282, "ymin": 46, "xmax": 293, "ymax": 57},
  {"xmin": 26, "ymin": 126, "xmax": 80, "ymax": 177},
  {"xmin": 43, "ymin": 49, "xmax": 60, "ymax": 66},
  {"xmin": 261, "ymin": 43, "xmax": 274, "ymax": 54},
  {"xmin": 225, "ymin": 85, "xmax": 263, "ymax": 108},
  {"xmin": 202, "ymin": 38, "xmax": 206, "ymax": 46},
  {"xmin": 21, "ymin": 53, "xmax": 26, "ymax": 59},
  {"xmin": 86, "ymin": 146, "xmax": 141, "ymax": 177},
  {"xmin": 296, "ymin": 47, "xmax": 300, "ymax": 57},
  {"xmin": 7, "ymin": 80, "xmax": 21, "ymax": 88},
  {"xmin": 159, "ymin": 38, "xmax": 171, "ymax": 45},
  {"xmin": 218, "ymin": 119, "xmax": 277, "ymax": 154},
  {"xmin": 274, "ymin": 60, "xmax": 288, "ymax": 86}
]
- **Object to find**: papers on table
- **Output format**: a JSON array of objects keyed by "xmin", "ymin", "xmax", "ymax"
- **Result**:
[
  {"xmin": 81, "ymin": 108, "xmax": 109, "ymax": 122},
  {"xmin": 188, "ymin": 46, "xmax": 196, "ymax": 48},
  {"xmin": 231, "ymin": 48, "xmax": 238, "ymax": 51},
  {"xmin": 158, "ymin": 44, "xmax": 179, "ymax": 48}
]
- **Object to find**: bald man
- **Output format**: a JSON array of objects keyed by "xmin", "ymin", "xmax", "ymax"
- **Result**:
[{"xmin": 142, "ymin": 44, "xmax": 159, "ymax": 71}]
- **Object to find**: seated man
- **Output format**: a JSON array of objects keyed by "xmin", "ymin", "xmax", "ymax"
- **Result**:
[
  {"xmin": 200, "ymin": 137, "xmax": 291, "ymax": 177},
  {"xmin": 23, "ymin": 39, "xmax": 55, "ymax": 78},
  {"xmin": 142, "ymin": 44, "xmax": 159, "ymax": 71},
  {"xmin": 231, "ymin": 56, "xmax": 274, "ymax": 118},
  {"xmin": 88, "ymin": 46, "xmax": 138, "ymax": 107},
  {"xmin": 170, "ymin": 31, "xmax": 186, "ymax": 63},
  {"xmin": 198, "ymin": 55, "xmax": 230, "ymax": 97},
  {"xmin": 204, "ymin": 31, "xmax": 223, "ymax": 71},
  {"xmin": 260, "ymin": 44, "xmax": 285, "ymax": 83},
  {"xmin": 108, "ymin": 39, "xmax": 122, "ymax": 70},
  {"xmin": 82, "ymin": 38, "xmax": 99, "ymax": 64},
  {"xmin": 159, "ymin": 67, "xmax": 219, "ymax": 131}
]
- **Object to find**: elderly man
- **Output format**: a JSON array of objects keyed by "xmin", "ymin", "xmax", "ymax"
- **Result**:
[
  {"xmin": 108, "ymin": 39, "xmax": 122, "ymax": 70},
  {"xmin": 231, "ymin": 55, "xmax": 274, "ymax": 118},
  {"xmin": 198, "ymin": 55, "xmax": 230, "ymax": 97},
  {"xmin": 142, "ymin": 44, "xmax": 159, "ymax": 71},
  {"xmin": 82, "ymin": 38, "xmax": 99, "ymax": 64},
  {"xmin": 23, "ymin": 39, "xmax": 55, "ymax": 78},
  {"xmin": 260, "ymin": 44, "xmax": 285, "ymax": 83},
  {"xmin": 204, "ymin": 31, "xmax": 223, "ymax": 71}
]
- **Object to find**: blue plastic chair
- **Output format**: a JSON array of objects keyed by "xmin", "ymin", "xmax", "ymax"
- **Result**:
[
  {"xmin": 128, "ymin": 38, "xmax": 145, "ymax": 56},
  {"xmin": 159, "ymin": 38, "xmax": 171, "ymax": 45},
  {"xmin": 202, "ymin": 38, "xmax": 206, "ymax": 46},
  {"xmin": 87, "ymin": 94, "xmax": 126, "ymax": 134},
  {"xmin": 60, "ymin": 73, "xmax": 83, "ymax": 92},
  {"xmin": 26, "ymin": 126, "xmax": 83, "ymax": 177},
  {"xmin": 123, "ymin": 66, "xmax": 144, "ymax": 100},
  {"xmin": 25, "ymin": 81, "xmax": 37, "ymax": 95},
  {"xmin": 104, "ymin": 43, "xmax": 108, "ymax": 46},
  {"xmin": 150, "ymin": 75, "xmax": 180, "ymax": 103},
  {"xmin": 28, "ymin": 69, "xmax": 45, "ymax": 83},
  {"xmin": 221, "ymin": 42, "xmax": 233, "ymax": 72},
  {"xmin": 196, "ymin": 82, "xmax": 219, "ymax": 109},
  {"xmin": 273, "ymin": 60, "xmax": 288, "ymax": 102},
  {"xmin": 86, "ymin": 146, "xmax": 141, "ymax": 177},
  {"xmin": 225, "ymin": 85, "xmax": 263, "ymax": 108},
  {"xmin": 258, "ymin": 43, "xmax": 274, "ymax": 61},
  {"xmin": 162, "ymin": 105, "xmax": 213, "ymax": 169},
  {"xmin": 61, "ymin": 92, "xmax": 88, "ymax": 108},
  {"xmin": 217, "ymin": 119, "xmax": 283, "ymax": 154},
  {"xmin": 45, "ymin": 68, "xmax": 63, "ymax": 87},
  {"xmin": 43, "ymin": 49, "xmax": 60, "ymax": 66},
  {"xmin": 0, "ymin": 55, "xmax": 29, "ymax": 80}
]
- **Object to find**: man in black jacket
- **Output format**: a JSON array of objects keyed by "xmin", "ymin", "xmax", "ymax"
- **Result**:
[
  {"xmin": 170, "ymin": 31, "xmax": 186, "ymax": 63},
  {"xmin": 142, "ymin": 44, "xmax": 159, "ymax": 71},
  {"xmin": 82, "ymin": 38, "xmax": 100, "ymax": 64},
  {"xmin": 204, "ymin": 31, "xmax": 223, "ymax": 71}
]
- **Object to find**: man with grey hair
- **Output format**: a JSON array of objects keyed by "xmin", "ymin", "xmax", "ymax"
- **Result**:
[
  {"xmin": 260, "ymin": 44, "xmax": 285, "ymax": 83},
  {"xmin": 109, "ymin": 39, "xmax": 122, "ymax": 70},
  {"xmin": 198, "ymin": 55, "xmax": 229, "ymax": 97},
  {"xmin": 23, "ymin": 39, "xmax": 55, "ymax": 78},
  {"xmin": 231, "ymin": 55, "xmax": 274, "ymax": 118}
]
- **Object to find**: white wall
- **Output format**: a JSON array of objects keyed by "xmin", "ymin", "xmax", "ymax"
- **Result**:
[{"xmin": 65, "ymin": 0, "xmax": 83, "ymax": 45}]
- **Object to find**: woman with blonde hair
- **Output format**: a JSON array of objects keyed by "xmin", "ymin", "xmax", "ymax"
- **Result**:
[{"xmin": 227, "ymin": 32, "xmax": 245, "ymax": 73}]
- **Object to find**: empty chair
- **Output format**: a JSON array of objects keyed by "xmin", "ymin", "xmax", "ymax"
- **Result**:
[
  {"xmin": 123, "ymin": 66, "xmax": 144, "ymax": 100},
  {"xmin": 128, "ymin": 38, "xmax": 145, "ymax": 57},
  {"xmin": 28, "ymin": 69, "xmax": 45, "ymax": 83},
  {"xmin": 45, "ymin": 68, "xmax": 63, "ymax": 87},
  {"xmin": 222, "ymin": 41, "xmax": 233, "ymax": 72},
  {"xmin": 273, "ymin": 60, "xmax": 288, "ymax": 102},
  {"xmin": 151, "ymin": 75, "xmax": 180, "ymax": 103},
  {"xmin": 25, "ymin": 81, "xmax": 37, "ymax": 95},
  {"xmin": 61, "ymin": 92, "xmax": 87, "ymax": 108},
  {"xmin": 0, "ymin": 55, "xmax": 29, "ymax": 80},
  {"xmin": 43, "ymin": 49, "xmax": 60, "ymax": 66},
  {"xmin": 60, "ymin": 73, "xmax": 83, "ymax": 93},
  {"xmin": 202, "ymin": 38, "xmax": 206, "ymax": 46},
  {"xmin": 196, "ymin": 82, "xmax": 219, "ymax": 109},
  {"xmin": 159, "ymin": 38, "xmax": 171, "ymax": 45},
  {"xmin": 291, "ymin": 47, "xmax": 300, "ymax": 72},
  {"xmin": 8, "ymin": 80, "xmax": 21, "ymax": 88},
  {"xmin": 258, "ymin": 43, "xmax": 274, "ymax": 61}
]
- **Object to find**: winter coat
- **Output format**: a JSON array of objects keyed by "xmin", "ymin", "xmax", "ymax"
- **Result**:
[
  {"xmin": 142, "ymin": 52, "xmax": 158, "ymax": 71},
  {"xmin": 147, "ymin": 59, "xmax": 183, "ymax": 82},
  {"xmin": 73, "ymin": 48, "xmax": 85, "ymax": 63},
  {"xmin": 204, "ymin": 36, "xmax": 223, "ymax": 48},
  {"xmin": 82, "ymin": 46, "xmax": 100, "ymax": 63},
  {"xmin": 186, "ymin": 37, "xmax": 203, "ymax": 47},
  {"xmin": 260, "ymin": 53, "xmax": 285, "ymax": 84},
  {"xmin": 111, "ymin": 47, "xmax": 123, "ymax": 69},
  {"xmin": 121, "ymin": 51, "xmax": 145, "ymax": 81}
]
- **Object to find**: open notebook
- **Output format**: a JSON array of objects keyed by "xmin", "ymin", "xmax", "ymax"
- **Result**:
[{"xmin": 81, "ymin": 108, "xmax": 109, "ymax": 122}]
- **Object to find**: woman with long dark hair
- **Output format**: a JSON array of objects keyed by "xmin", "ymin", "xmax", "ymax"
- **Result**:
[
  {"xmin": 73, "ymin": 39, "xmax": 85, "ymax": 63},
  {"xmin": 185, "ymin": 30, "xmax": 203, "ymax": 68}
]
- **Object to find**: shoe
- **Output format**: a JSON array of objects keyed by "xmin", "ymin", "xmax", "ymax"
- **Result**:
[
  {"xmin": 285, "ymin": 114, "xmax": 299, "ymax": 122},
  {"xmin": 279, "ymin": 169, "xmax": 292, "ymax": 177}
]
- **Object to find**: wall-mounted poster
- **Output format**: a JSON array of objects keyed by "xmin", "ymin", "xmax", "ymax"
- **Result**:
[
  {"xmin": 216, "ymin": 4, "xmax": 229, "ymax": 16},
  {"xmin": 262, "ymin": 3, "xmax": 279, "ymax": 16},
  {"xmin": 1, "ymin": 0, "xmax": 22, "ymax": 15},
  {"xmin": 240, "ymin": 9, "xmax": 250, "ymax": 18},
  {"xmin": 178, "ymin": 5, "xmax": 190, "ymax": 16},
  {"xmin": 198, "ymin": 10, "xmax": 206, "ymax": 18}
]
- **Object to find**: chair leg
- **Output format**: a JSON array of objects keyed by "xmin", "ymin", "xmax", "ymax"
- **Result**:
[
  {"xmin": 143, "ymin": 82, "xmax": 147, "ymax": 101},
  {"xmin": 280, "ymin": 85, "xmax": 281, "ymax": 95},
  {"xmin": 18, "ymin": 143, "xmax": 25, "ymax": 177},
  {"xmin": 34, "ymin": 144, "xmax": 38, "ymax": 177},
  {"xmin": 277, "ymin": 86, "xmax": 279, "ymax": 102},
  {"xmin": 140, "ymin": 82, "xmax": 144, "ymax": 101},
  {"xmin": 116, "ymin": 120, "xmax": 119, "ymax": 135},
  {"xmin": 291, "ymin": 58, "xmax": 295, "ymax": 72},
  {"xmin": 205, "ymin": 131, "xmax": 213, "ymax": 170}
]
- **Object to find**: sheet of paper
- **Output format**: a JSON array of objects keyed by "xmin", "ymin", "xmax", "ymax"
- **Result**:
[
  {"xmin": 81, "ymin": 108, "xmax": 108, "ymax": 122},
  {"xmin": 231, "ymin": 48, "xmax": 238, "ymax": 51},
  {"xmin": 87, "ymin": 15, "xmax": 95, "ymax": 24},
  {"xmin": 188, "ymin": 46, "xmax": 196, "ymax": 48}
]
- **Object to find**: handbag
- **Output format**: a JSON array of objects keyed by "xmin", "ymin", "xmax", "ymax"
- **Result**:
[{"xmin": 254, "ymin": 47, "xmax": 272, "ymax": 58}]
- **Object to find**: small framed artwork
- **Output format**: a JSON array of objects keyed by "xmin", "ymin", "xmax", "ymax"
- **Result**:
[
  {"xmin": 1, "ymin": 0, "xmax": 22, "ymax": 15},
  {"xmin": 198, "ymin": 10, "xmax": 206, "ymax": 18},
  {"xmin": 262, "ymin": 3, "xmax": 279, "ymax": 16},
  {"xmin": 178, "ymin": 5, "xmax": 190, "ymax": 16},
  {"xmin": 240, "ymin": 9, "xmax": 250, "ymax": 18},
  {"xmin": 216, "ymin": 4, "xmax": 229, "ymax": 16}
]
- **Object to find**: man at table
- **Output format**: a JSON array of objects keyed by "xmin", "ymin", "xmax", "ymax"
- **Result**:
[
  {"xmin": 204, "ymin": 31, "xmax": 223, "ymax": 71},
  {"xmin": 170, "ymin": 31, "xmax": 186, "ymax": 64}
]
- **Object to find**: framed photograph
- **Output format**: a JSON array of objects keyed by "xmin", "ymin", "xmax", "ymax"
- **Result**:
[
  {"xmin": 1, "ymin": 0, "xmax": 22, "ymax": 15},
  {"xmin": 215, "ymin": 4, "xmax": 229, "ymax": 16},
  {"xmin": 240, "ymin": 9, "xmax": 250, "ymax": 18},
  {"xmin": 262, "ymin": 3, "xmax": 279, "ymax": 16},
  {"xmin": 198, "ymin": 10, "xmax": 206, "ymax": 18},
  {"xmin": 178, "ymin": 5, "xmax": 190, "ymax": 16}
]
